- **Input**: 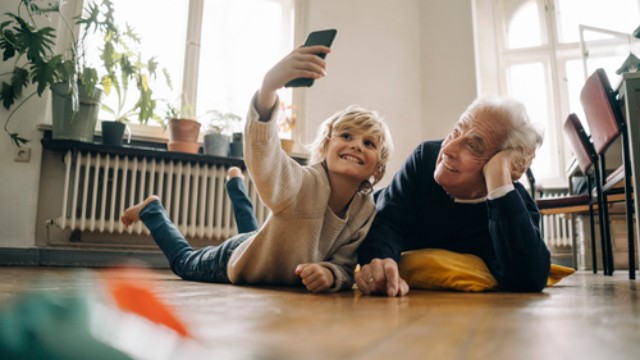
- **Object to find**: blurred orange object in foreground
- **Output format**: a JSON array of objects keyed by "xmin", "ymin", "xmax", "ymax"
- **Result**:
[{"xmin": 100, "ymin": 268, "xmax": 191, "ymax": 338}]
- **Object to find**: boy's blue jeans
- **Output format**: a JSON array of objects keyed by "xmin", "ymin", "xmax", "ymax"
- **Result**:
[
  {"xmin": 225, "ymin": 176, "xmax": 260, "ymax": 233},
  {"xmin": 139, "ymin": 176, "xmax": 259, "ymax": 283}
]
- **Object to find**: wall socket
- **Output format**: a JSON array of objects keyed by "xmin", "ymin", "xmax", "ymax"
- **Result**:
[{"xmin": 14, "ymin": 147, "xmax": 31, "ymax": 163}]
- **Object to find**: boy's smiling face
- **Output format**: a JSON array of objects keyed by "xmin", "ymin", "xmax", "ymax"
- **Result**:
[{"xmin": 325, "ymin": 128, "xmax": 380, "ymax": 185}]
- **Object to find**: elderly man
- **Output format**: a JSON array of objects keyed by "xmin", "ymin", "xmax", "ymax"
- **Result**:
[{"xmin": 355, "ymin": 96, "xmax": 550, "ymax": 297}]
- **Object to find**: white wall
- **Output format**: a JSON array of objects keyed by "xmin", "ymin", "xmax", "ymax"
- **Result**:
[
  {"xmin": 0, "ymin": 0, "xmax": 53, "ymax": 248},
  {"xmin": 0, "ymin": 0, "xmax": 477, "ymax": 249},
  {"xmin": 420, "ymin": 0, "xmax": 477, "ymax": 140},
  {"xmin": 297, "ymin": 0, "xmax": 424, "ymax": 186}
]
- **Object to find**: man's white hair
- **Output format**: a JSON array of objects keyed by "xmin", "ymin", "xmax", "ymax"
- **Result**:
[{"xmin": 462, "ymin": 96, "xmax": 544, "ymax": 179}]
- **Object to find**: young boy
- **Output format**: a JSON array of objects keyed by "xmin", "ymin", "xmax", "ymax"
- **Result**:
[{"xmin": 121, "ymin": 44, "xmax": 393, "ymax": 292}]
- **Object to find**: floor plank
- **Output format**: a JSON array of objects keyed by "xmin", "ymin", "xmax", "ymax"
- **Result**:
[{"xmin": 0, "ymin": 267, "xmax": 638, "ymax": 359}]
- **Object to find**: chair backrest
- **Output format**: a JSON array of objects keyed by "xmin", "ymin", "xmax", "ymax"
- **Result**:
[
  {"xmin": 563, "ymin": 113, "xmax": 595, "ymax": 174},
  {"xmin": 580, "ymin": 68, "xmax": 625, "ymax": 155}
]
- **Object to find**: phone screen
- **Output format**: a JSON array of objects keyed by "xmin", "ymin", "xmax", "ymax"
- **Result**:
[{"xmin": 285, "ymin": 29, "xmax": 337, "ymax": 87}]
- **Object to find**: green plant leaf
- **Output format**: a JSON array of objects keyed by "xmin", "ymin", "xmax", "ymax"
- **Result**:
[
  {"xmin": 101, "ymin": 102, "xmax": 116, "ymax": 116},
  {"xmin": 162, "ymin": 67, "xmax": 172, "ymax": 91},
  {"xmin": 123, "ymin": 23, "xmax": 140, "ymax": 44},
  {"xmin": 10, "ymin": 67, "xmax": 29, "ymax": 98},
  {"xmin": 11, "ymin": 15, "xmax": 56, "ymax": 64},
  {"xmin": 136, "ymin": 86, "xmax": 154, "ymax": 125},
  {"xmin": 0, "ymin": 23, "xmax": 19, "ymax": 61},
  {"xmin": 119, "ymin": 56, "xmax": 135, "ymax": 78},
  {"xmin": 1, "ymin": 81, "xmax": 17, "ymax": 109},
  {"xmin": 147, "ymin": 57, "xmax": 158, "ymax": 78},
  {"xmin": 30, "ymin": 55, "xmax": 62, "ymax": 96},
  {"xmin": 9, "ymin": 132, "xmax": 30, "ymax": 147},
  {"xmin": 70, "ymin": 77, "xmax": 79, "ymax": 113},
  {"xmin": 75, "ymin": 2, "xmax": 101, "ymax": 34},
  {"xmin": 101, "ymin": 75, "xmax": 113, "ymax": 96},
  {"xmin": 139, "ymin": 73, "xmax": 149, "ymax": 92},
  {"xmin": 101, "ymin": 40, "xmax": 116, "ymax": 71},
  {"xmin": 55, "ymin": 58, "xmax": 75, "ymax": 82},
  {"xmin": 81, "ymin": 67, "xmax": 98, "ymax": 94}
]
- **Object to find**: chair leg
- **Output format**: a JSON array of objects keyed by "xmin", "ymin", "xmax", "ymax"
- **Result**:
[
  {"xmin": 569, "ymin": 214, "xmax": 578, "ymax": 270},
  {"xmin": 622, "ymin": 133, "xmax": 636, "ymax": 280},
  {"xmin": 601, "ymin": 198, "xmax": 615, "ymax": 275},
  {"xmin": 596, "ymin": 197, "xmax": 611, "ymax": 275},
  {"xmin": 596, "ymin": 162, "xmax": 612, "ymax": 275},
  {"xmin": 589, "ymin": 204, "xmax": 598, "ymax": 274},
  {"xmin": 624, "ymin": 188, "xmax": 636, "ymax": 280}
]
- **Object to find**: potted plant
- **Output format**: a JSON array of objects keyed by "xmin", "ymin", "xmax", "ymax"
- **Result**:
[
  {"xmin": 202, "ymin": 110, "xmax": 241, "ymax": 157},
  {"xmin": 0, "ymin": 0, "xmax": 102, "ymax": 146},
  {"xmin": 82, "ymin": 0, "xmax": 171, "ymax": 146},
  {"xmin": 163, "ymin": 101, "xmax": 201, "ymax": 153},
  {"xmin": 229, "ymin": 131, "xmax": 243, "ymax": 158},
  {"xmin": 0, "ymin": 0, "xmax": 170, "ymax": 147}
]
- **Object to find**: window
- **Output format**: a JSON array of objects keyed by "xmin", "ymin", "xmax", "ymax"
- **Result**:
[
  {"xmin": 475, "ymin": 0, "xmax": 640, "ymax": 187},
  {"xmin": 79, "ymin": 0, "xmax": 294, "ymax": 135}
]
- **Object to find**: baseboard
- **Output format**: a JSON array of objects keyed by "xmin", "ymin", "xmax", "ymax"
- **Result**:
[{"xmin": 0, "ymin": 247, "xmax": 169, "ymax": 268}]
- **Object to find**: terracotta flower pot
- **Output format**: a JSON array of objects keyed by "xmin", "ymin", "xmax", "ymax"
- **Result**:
[
  {"xmin": 167, "ymin": 118, "xmax": 201, "ymax": 154},
  {"xmin": 168, "ymin": 118, "xmax": 201, "ymax": 143},
  {"xmin": 168, "ymin": 141, "xmax": 201, "ymax": 153},
  {"xmin": 280, "ymin": 139, "xmax": 294, "ymax": 154}
]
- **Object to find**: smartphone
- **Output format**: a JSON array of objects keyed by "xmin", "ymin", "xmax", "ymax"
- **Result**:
[{"xmin": 285, "ymin": 29, "xmax": 338, "ymax": 87}]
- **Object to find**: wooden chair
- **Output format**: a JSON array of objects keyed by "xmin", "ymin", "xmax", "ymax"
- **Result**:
[
  {"xmin": 580, "ymin": 68, "xmax": 636, "ymax": 279},
  {"xmin": 535, "ymin": 114, "xmax": 600, "ymax": 271}
]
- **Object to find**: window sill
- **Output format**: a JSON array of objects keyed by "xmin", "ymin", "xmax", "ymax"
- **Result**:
[
  {"xmin": 38, "ymin": 122, "xmax": 170, "ymax": 145},
  {"xmin": 39, "ymin": 128, "xmax": 245, "ymax": 166},
  {"xmin": 39, "ymin": 127, "xmax": 308, "ymax": 166}
]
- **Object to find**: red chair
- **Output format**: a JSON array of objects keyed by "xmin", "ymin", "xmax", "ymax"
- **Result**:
[
  {"xmin": 536, "ymin": 114, "xmax": 600, "ymax": 271},
  {"xmin": 580, "ymin": 68, "xmax": 636, "ymax": 279}
]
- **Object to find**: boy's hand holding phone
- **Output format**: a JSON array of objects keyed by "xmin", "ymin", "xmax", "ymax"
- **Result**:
[
  {"xmin": 285, "ymin": 29, "xmax": 337, "ymax": 87},
  {"xmin": 256, "ymin": 45, "xmax": 330, "ymax": 119},
  {"xmin": 261, "ymin": 45, "xmax": 331, "ymax": 94},
  {"xmin": 255, "ymin": 29, "xmax": 337, "ymax": 120}
]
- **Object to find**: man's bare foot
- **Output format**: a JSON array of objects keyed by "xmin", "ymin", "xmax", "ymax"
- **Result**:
[
  {"xmin": 227, "ymin": 166, "xmax": 244, "ymax": 181},
  {"xmin": 121, "ymin": 195, "xmax": 160, "ymax": 227}
]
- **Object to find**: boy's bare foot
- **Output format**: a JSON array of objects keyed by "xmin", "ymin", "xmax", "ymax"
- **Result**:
[
  {"xmin": 121, "ymin": 195, "xmax": 160, "ymax": 227},
  {"xmin": 227, "ymin": 166, "xmax": 244, "ymax": 181}
]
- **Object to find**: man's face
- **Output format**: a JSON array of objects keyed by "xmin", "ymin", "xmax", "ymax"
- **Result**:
[{"xmin": 434, "ymin": 108, "xmax": 511, "ymax": 199}]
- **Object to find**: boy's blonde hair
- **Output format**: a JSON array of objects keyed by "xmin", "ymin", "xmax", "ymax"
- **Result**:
[{"xmin": 307, "ymin": 105, "xmax": 394, "ymax": 194}]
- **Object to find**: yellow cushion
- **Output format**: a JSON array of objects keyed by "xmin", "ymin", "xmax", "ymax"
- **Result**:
[
  {"xmin": 547, "ymin": 263, "xmax": 576, "ymax": 286},
  {"xmin": 398, "ymin": 249, "xmax": 575, "ymax": 292}
]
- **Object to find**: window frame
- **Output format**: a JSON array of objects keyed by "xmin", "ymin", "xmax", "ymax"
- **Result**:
[
  {"xmin": 474, "ymin": 0, "xmax": 640, "ymax": 188},
  {"xmin": 62, "ymin": 0, "xmax": 301, "ymax": 141}
]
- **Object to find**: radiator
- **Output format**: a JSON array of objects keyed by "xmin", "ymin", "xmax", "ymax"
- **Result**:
[
  {"xmin": 540, "ymin": 192, "xmax": 573, "ymax": 248},
  {"xmin": 55, "ymin": 151, "xmax": 269, "ymax": 241}
]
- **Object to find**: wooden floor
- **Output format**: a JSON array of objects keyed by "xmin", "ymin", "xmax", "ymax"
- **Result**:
[{"xmin": 1, "ymin": 267, "xmax": 639, "ymax": 359}]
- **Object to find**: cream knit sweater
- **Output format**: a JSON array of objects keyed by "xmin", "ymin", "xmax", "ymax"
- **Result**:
[{"xmin": 226, "ymin": 98, "xmax": 376, "ymax": 291}]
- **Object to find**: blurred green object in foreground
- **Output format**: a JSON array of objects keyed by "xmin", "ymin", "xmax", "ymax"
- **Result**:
[{"xmin": 0, "ymin": 290, "xmax": 131, "ymax": 360}]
